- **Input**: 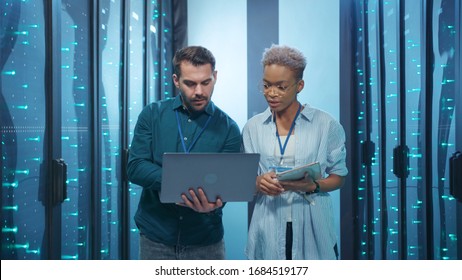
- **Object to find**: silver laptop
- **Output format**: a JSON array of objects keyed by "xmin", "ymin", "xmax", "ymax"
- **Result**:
[{"xmin": 160, "ymin": 153, "xmax": 260, "ymax": 203}]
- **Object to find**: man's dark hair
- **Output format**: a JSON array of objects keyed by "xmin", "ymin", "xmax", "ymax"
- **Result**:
[{"xmin": 173, "ymin": 46, "xmax": 216, "ymax": 77}]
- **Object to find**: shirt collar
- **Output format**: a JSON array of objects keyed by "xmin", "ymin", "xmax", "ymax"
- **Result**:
[
  {"xmin": 261, "ymin": 103, "xmax": 315, "ymax": 124},
  {"xmin": 300, "ymin": 103, "xmax": 315, "ymax": 121}
]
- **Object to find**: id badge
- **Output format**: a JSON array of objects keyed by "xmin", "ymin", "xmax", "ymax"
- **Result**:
[{"xmin": 268, "ymin": 158, "xmax": 293, "ymax": 173}]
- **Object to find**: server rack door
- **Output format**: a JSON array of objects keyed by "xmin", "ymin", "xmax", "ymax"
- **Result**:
[
  {"xmin": 430, "ymin": 0, "xmax": 460, "ymax": 260},
  {"xmin": 1, "ymin": 0, "xmax": 64, "ymax": 260},
  {"xmin": 341, "ymin": 0, "xmax": 461, "ymax": 259}
]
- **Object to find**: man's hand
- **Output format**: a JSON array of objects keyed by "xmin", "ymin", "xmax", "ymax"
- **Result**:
[{"xmin": 178, "ymin": 187, "xmax": 222, "ymax": 213}]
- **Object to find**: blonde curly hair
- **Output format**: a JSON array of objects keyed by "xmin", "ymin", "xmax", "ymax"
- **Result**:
[{"xmin": 261, "ymin": 44, "xmax": 307, "ymax": 80}]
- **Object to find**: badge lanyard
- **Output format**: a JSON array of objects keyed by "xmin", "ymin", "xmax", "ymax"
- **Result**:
[
  {"xmin": 175, "ymin": 110, "xmax": 212, "ymax": 153},
  {"xmin": 275, "ymin": 102, "xmax": 301, "ymax": 166}
]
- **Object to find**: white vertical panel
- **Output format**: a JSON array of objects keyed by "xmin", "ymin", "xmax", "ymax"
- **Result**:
[
  {"xmin": 279, "ymin": 0, "xmax": 340, "ymax": 119},
  {"xmin": 187, "ymin": 0, "xmax": 248, "ymax": 260},
  {"xmin": 187, "ymin": 0, "xmax": 248, "ymax": 130}
]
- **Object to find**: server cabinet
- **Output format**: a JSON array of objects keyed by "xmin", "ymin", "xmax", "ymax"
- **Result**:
[
  {"xmin": 1, "ymin": 0, "xmax": 173, "ymax": 260},
  {"xmin": 341, "ymin": 0, "xmax": 461, "ymax": 260}
]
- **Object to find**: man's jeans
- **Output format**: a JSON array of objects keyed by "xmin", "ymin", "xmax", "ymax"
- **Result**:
[{"xmin": 139, "ymin": 234, "xmax": 225, "ymax": 260}]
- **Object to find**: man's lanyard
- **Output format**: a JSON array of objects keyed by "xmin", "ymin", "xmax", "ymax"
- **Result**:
[
  {"xmin": 175, "ymin": 109, "xmax": 212, "ymax": 153},
  {"xmin": 275, "ymin": 102, "xmax": 301, "ymax": 165}
]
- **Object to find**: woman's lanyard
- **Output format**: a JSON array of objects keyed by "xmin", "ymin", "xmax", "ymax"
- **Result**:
[
  {"xmin": 175, "ymin": 110, "xmax": 212, "ymax": 153},
  {"xmin": 275, "ymin": 102, "xmax": 301, "ymax": 165}
]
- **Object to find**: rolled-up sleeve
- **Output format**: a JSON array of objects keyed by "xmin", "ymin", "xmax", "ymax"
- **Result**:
[
  {"xmin": 127, "ymin": 105, "xmax": 162, "ymax": 190},
  {"xmin": 326, "ymin": 120, "xmax": 348, "ymax": 176}
]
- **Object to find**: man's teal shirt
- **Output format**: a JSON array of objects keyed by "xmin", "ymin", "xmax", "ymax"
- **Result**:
[{"xmin": 127, "ymin": 95, "xmax": 242, "ymax": 246}]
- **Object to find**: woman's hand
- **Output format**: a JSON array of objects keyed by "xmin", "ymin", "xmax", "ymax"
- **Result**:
[
  {"xmin": 279, "ymin": 173, "xmax": 317, "ymax": 193},
  {"xmin": 256, "ymin": 171, "xmax": 284, "ymax": 196}
]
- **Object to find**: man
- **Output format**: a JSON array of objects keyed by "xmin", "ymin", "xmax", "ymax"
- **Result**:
[{"xmin": 127, "ymin": 46, "xmax": 241, "ymax": 260}]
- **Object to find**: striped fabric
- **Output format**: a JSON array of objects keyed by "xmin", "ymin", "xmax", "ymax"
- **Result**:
[{"xmin": 243, "ymin": 103, "xmax": 348, "ymax": 260}]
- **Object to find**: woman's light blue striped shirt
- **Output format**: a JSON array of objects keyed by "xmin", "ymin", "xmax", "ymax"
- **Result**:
[{"xmin": 243, "ymin": 104, "xmax": 348, "ymax": 260}]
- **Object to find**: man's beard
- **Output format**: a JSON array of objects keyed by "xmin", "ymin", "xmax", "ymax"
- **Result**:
[{"xmin": 180, "ymin": 93, "xmax": 208, "ymax": 115}]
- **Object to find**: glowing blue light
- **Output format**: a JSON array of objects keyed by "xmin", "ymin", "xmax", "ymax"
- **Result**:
[
  {"xmin": 2, "ymin": 227, "xmax": 18, "ymax": 233},
  {"xmin": 2, "ymin": 181, "xmax": 18, "ymax": 188}
]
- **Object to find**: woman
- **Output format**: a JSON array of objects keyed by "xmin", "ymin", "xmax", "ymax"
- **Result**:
[{"xmin": 243, "ymin": 44, "xmax": 348, "ymax": 260}]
